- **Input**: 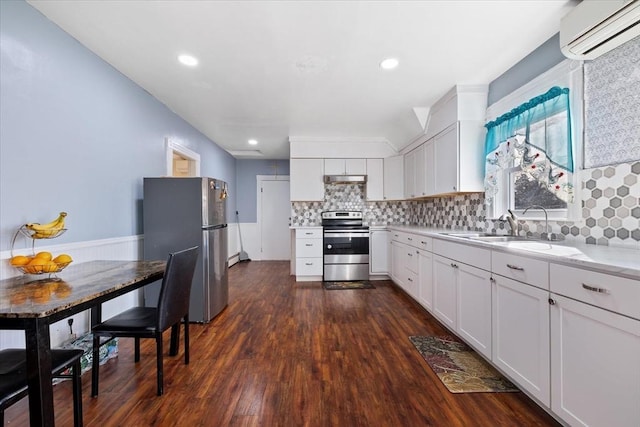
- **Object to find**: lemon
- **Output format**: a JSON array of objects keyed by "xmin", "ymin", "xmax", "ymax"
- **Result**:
[
  {"xmin": 53, "ymin": 254, "xmax": 73, "ymax": 264},
  {"xmin": 10, "ymin": 255, "xmax": 31, "ymax": 266},
  {"xmin": 35, "ymin": 251, "xmax": 53, "ymax": 261}
]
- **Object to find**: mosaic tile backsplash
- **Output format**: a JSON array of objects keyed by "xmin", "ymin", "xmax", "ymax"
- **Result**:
[{"xmin": 291, "ymin": 161, "xmax": 640, "ymax": 250}]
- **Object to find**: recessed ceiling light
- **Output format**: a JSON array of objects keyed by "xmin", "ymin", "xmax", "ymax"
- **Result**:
[
  {"xmin": 178, "ymin": 54, "xmax": 198, "ymax": 67},
  {"xmin": 248, "ymin": 139, "xmax": 258, "ymax": 145},
  {"xmin": 380, "ymin": 57, "xmax": 399, "ymax": 70}
]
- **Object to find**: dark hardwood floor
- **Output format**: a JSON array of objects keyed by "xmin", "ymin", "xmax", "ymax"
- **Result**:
[{"xmin": 5, "ymin": 261, "xmax": 560, "ymax": 426}]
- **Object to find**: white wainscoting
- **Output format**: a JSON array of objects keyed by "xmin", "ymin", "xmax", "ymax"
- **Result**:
[{"xmin": 236, "ymin": 222, "xmax": 262, "ymax": 261}]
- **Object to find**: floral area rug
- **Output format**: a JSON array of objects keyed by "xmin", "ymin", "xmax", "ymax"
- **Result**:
[
  {"xmin": 322, "ymin": 281, "xmax": 375, "ymax": 290},
  {"xmin": 409, "ymin": 335, "xmax": 519, "ymax": 393}
]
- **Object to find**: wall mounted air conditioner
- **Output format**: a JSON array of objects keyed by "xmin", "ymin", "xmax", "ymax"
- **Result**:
[{"xmin": 560, "ymin": 0, "xmax": 640, "ymax": 60}]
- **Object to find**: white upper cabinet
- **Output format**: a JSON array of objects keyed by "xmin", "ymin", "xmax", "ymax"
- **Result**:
[
  {"xmin": 422, "ymin": 85, "xmax": 488, "ymax": 197},
  {"xmin": 433, "ymin": 125, "xmax": 459, "ymax": 194},
  {"xmin": 366, "ymin": 158, "xmax": 384, "ymax": 201},
  {"xmin": 404, "ymin": 143, "xmax": 428, "ymax": 199},
  {"xmin": 404, "ymin": 148, "xmax": 417, "ymax": 199},
  {"xmin": 383, "ymin": 155, "xmax": 404, "ymax": 200},
  {"xmin": 290, "ymin": 158, "xmax": 324, "ymax": 201},
  {"xmin": 324, "ymin": 158, "xmax": 366, "ymax": 175}
]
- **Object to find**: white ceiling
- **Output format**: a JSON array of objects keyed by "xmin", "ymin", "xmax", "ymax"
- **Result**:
[{"xmin": 28, "ymin": 0, "xmax": 576, "ymax": 159}]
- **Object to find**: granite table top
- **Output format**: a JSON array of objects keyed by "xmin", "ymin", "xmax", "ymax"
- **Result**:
[{"xmin": 0, "ymin": 260, "xmax": 165, "ymax": 319}]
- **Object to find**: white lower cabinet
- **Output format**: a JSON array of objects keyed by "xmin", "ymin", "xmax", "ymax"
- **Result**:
[
  {"xmin": 432, "ymin": 254, "xmax": 457, "ymax": 330},
  {"xmin": 390, "ymin": 240, "xmax": 404, "ymax": 287},
  {"xmin": 456, "ymin": 263, "xmax": 492, "ymax": 359},
  {"xmin": 417, "ymin": 249, "xmax": 433, "ymax": 311},
  {"xmin": 492, "ymin": 274, "xmax": 550, "ymax": 406},
  {"xmin": 550, "ymin": 293, "xmax": 640, "ymax": 427},
  {"xmin": 294, "ymin": 228, "xmax": 323, "ymax": 280},
  {"xmin": 369, "ymin": 229, "xmax": 389, "ymax": 275}
]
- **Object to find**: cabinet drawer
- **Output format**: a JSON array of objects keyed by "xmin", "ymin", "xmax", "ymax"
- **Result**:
[
  {"xmin": 390, "ymin": 230, "xmax": 409, "ymax": 243},
  {"xmin": 550, "ymin": 264, "xmax": 640, "ymax": 320},
  {"xmin": 405, "ymin": 248, "xmax": 419, "ymax": 273},
  {"xmin": 296, "ymin": 228, "xmax": 322, "ymax": 239},
  {"xmin": 296, "ymin": 238, "xmax": 323, "ymax": 257},
  {"xmin": 415, "ymin": 236, "xmax": 432, "ymax": 252},
  {"xmin": 433, "ymin": 239, "xmax": 490, "ymax": 271},
  {"xmin": 296, "ymin": 258, "xmax": 323, "ymax": 275},
  {"xmin": 401, "ymin": 233, "xmax": 418, "ymax": 247},
  {"xmin": 492, "ymin": 251, "xmax": 549, "ymax": 290}
]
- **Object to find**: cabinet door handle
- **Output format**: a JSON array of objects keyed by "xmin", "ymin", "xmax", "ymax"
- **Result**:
[
  {"xmin": 450, "ymin": 263, "xmax": 458, "ymax": 268},
  {"xmin": 305, "ymin": 243, "xmax": 313, "ymax": 246},
  {"xmin": 506, "ymin": 264, "xmax": 524, "ymax": 271},
  {"xmin": 407, "ymin": 253, "xmax": 413, "ymax": 257},
  {"xmin": 420, "ymin": 241, "xmax": 427, "ymax": 244},
  {"xmin": 548, "ymin": 298, "xmax": 556, "ymax": 305},
  {"xmin": 305, "ymin": 262, "xmax": 313, "ymax": 266},
  {"xmin": 305, "ymin": 232, "xmax": 313, "ymax": 235},
  {"xmin": 407, "ymin": 277, "xmax": 413, "ymax": 282},
  {"xmin": 582, "ymin": 283, "xmax": 611, "ymax": 294},
  {"xmin": 407, "ymin": 237, "xmax": 412, "ymax": 241}
]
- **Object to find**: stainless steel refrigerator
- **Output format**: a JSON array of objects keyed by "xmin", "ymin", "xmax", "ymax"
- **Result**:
[{"xmin": 143, "ymin": 177, "xmax": 229, "ymax": 323}]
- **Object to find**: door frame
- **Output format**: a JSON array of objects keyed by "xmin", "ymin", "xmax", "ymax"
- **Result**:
[
  {"xmin": 166, "ymin": 137, "xmax": 201, "ymax": 177},
  {"xmin": 256, "ymin": 175, "xmax": 290, "ymax": 259}
]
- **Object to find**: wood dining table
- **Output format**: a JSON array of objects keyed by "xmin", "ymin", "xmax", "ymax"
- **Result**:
[{"xmin": 0, "ymin": 260, "xmax": 166, "ymax": 427}]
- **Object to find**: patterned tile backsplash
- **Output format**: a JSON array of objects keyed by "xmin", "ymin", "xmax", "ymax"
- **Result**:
[{"xmin": 291, "ymin": 161, "xmax": 640, "ymax": 250}]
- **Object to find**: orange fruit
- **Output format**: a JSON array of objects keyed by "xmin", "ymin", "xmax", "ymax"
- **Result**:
[
  {"xmin": 35, "ymin": 251, "xmax": 53, "ymax": 261},
  {"xmin": 43, "ymin": 261, "xmax": 59, "ymax": 273},
  {"xmin": 53, "ymin": 254, "xmax": 73, "ymax": 264},
  {"xmin": 27, "ymin": 257, "xmax": 48, "ymax": 273},
  {"xmin": 10, "ymin": 255, "xmax": 31, "ymax": 266}
]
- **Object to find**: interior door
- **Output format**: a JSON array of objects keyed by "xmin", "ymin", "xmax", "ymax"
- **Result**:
[{"xmin": 260, "ymin": 178, "xmax": 291, "ymax": 260}]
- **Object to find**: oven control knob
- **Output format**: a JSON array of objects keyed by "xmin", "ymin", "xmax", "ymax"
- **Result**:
[{"xmin": 327, "ymin": 244, "xmax": 332, "ymax": 249}]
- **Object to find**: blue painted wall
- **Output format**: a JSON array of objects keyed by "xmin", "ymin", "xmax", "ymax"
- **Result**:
[
  {"xmin": 235, "ymin": 159, "xmax": 290, "ymax": 223},
  {"xmin": 488, "ymin": 33, "xmax": 566, "ymax": 105},
  {"xmin": 0, "ymin": 0, "xmax": 237, "ymax": 251}
]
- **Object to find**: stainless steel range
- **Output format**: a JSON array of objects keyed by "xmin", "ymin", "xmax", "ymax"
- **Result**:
[{"xmin": 321, "ymin": 211, "xmax": 369, "ymax": 281}]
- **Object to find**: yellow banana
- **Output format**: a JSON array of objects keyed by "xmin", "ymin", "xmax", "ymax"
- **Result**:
[{"xmin": 26, "ymin": 212, "xmax": 67, "ymax": 232}]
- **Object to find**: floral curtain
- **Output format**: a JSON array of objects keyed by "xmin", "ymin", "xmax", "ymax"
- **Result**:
[{"xmin": 484, "ymin": 86, "xmax": 574, "ymax": 203}]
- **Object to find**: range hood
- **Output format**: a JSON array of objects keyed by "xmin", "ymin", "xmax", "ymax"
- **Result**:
[{"xmin": 324, "ymin": 175, "xmax": 367, "ymax": 184}]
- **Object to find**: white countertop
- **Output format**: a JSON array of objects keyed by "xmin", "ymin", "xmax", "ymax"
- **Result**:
[{"xmin": 387, "ymin": 225, "xmax": 640, "ymax": 280}]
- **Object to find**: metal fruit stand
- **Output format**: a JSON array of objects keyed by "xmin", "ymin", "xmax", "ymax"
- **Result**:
[{"xmin": 10, "ymin": 225, "xmax": 70, "ymax": 275}]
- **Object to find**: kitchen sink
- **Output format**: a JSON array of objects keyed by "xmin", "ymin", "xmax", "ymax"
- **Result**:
[
  {"xmin": 440, "ymin": 232, "xmax": 532, "ymax": 242},
  {"xmin": 440, "ymin": 232, "xmax": 496, "ymax": 238},
  {"xmin": 468, "ymin": 235, "xmax": 530, "ymax": 242}
]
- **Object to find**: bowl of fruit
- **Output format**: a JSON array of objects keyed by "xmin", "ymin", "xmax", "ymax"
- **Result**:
[{"xmin": 10, "ymin": 252, "xmax": 73, "ymax": 275}]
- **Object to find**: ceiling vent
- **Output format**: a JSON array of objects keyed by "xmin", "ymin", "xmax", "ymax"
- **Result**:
[{"xmin": 560, "ymin": 0, "xmax": 640, "ymax": 60}]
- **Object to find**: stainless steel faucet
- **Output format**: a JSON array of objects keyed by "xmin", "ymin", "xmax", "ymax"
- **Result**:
[
  {"xmin": 498, "ymin": 209, "xmax": 519, "ymax": 236},
  {"xmin": 523, "ymin": 205, "xmax": 551, "ymax": 241}
]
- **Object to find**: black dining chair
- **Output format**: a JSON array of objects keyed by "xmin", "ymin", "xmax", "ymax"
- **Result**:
[
  {"xmin": 0, "ymin": 348, "xmax": 84, "ymax": 427},
  {"xmin": 91, "ymin": 246, "xmax": 199, "ymax": 397}
]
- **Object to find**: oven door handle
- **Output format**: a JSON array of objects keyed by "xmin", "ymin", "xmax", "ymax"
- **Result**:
[{"xmin": 323, "ymin": 232, "xmax": 369, "ymax": 238}]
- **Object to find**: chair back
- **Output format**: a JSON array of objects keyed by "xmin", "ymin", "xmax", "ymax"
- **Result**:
[{"xmin": 157, "ymin": 246, "xmax": 199, "ymax": 331}]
